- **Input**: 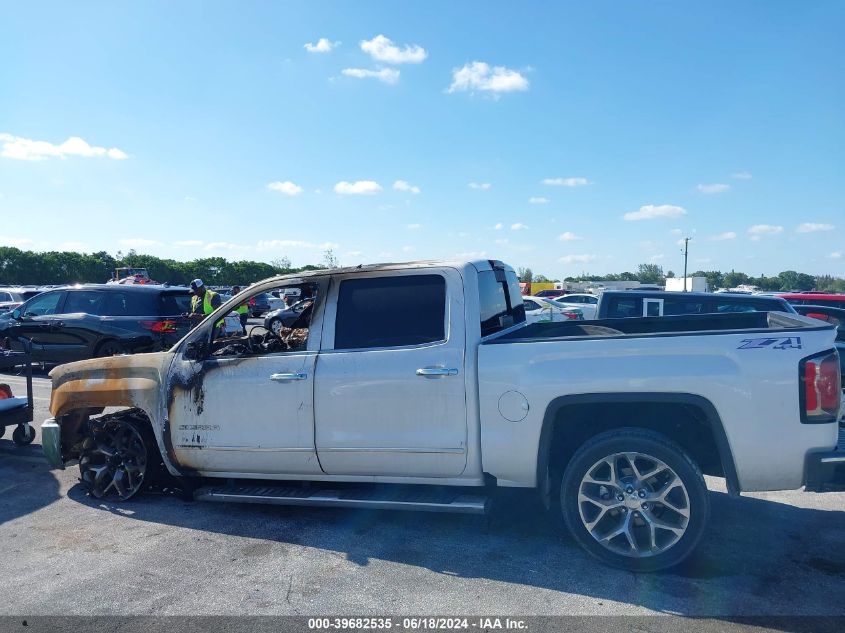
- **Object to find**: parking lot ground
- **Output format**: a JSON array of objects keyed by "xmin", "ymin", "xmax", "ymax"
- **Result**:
[{"xmin": 1, "ymin": 369, "xmax": 844, "ymax": 622}]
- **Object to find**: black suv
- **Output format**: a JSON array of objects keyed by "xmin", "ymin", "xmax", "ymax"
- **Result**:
[
  {"xmin": 0, "ymin": 284, "xmax": 193, "ymax": 364},
  {"xmin": 597, "ymin": 290, "xmax": 796, "ymax": 319}
]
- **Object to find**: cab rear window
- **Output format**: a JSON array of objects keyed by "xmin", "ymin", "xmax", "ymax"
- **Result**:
[{"xmin": 478, "ymin": 270, "xmax": 526, "ymax": 337}]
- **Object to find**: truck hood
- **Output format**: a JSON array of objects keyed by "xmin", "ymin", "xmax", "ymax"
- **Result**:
[{"xmin": 49, "ymin": 352, "xmax": 174, "ymax": 418}]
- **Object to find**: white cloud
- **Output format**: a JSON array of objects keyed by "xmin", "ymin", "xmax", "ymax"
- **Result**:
[
  {"xmin": 0, "ymin": 133, "xmax": 128, "ymax": 161},
  {"xmin": 267, "ymin": 180, "xmax": 304, "ymax": 196},
  {"xmin": 58, "ymin": 241, "xmax": 88, "ymax": 252},
  {"xmin": 624, "ymin": 204, "xmax": 687, "ymax": 221},
  {"xmin": 360, "ymin": 35, "xmax": 427, "ymax": 64},
  {"xmin": 448, "ymin": 61, "xmax": 529, "ymax": 94},
  {"xmin": 469, "ymin": 182, "xmax": 491, "ymax": 190},
  {"xmin": 558, "ymin": 232, "xmax": 582, "ymax": 241},
  {"xmin": 393, "ymin": 180, "xmax": 421, "ymax": 194},
  {"xmin": 341, "ymin": 68, "xmax": 400, "ymax": 84},
  {"xmin": 401, "ymin": 245, "xmax": 415, "ymax": 253},
  {"xmin": 118, "ymin": 238, "xmax": 162, "ymax": 249},
  {"xmin": 257, "ymin": 239, "xmax": 338, "ymax": 251},
  {"xmin": 346, "ymin": 250, "xmax": 364, "ymax": 257},
  {"xmin": 732, "ymin": 171, "xmax": 753, "ymax": 180},
  {"xmin": 406, "ymin": 223, "xmax": 422, "ymax": 230},
  {"xmin": 650, "ymin": 253, "xmax": 666, "ymax": 262},
  {"xmin": 173, "ymin": 240, "xmax": 204, "ymax": 247},
  {"xmin": 334, "ymin": 180, "xmax": 383, "ymax": 195},
  {"xmin": 455, "ymin": 251, "xmax": 487, "ymax": 260},
  {"xmin": 697, "ymin": 183, "xmax": 731, "ymax": 194},
  {"xmin": 529, "ymin": 196, "xmax": 550, "ymax": 204},
  {"xmin": 711, "ymin": 231, "xmax": 737, "ymax": 241},
  {"xmin": 304, "ymin": 38, "xmax": 339, "ymax": 53},
  {"xmin": 204, "ymin": 242, "xmax": 247, "ymax": 251},
  {"xmin": 796, "ymin": 222, "xmax": 834, "ymax": 233},
  {"xmin": 542, "ymin": 177, "xmax": 591, "ymax": 187},
  {"xmin": 558, "ymin": 254, "xmax": 596, "ymax": 264},
  {"xmin": 747, "ymin": 224, "xmax": 784, "ymax": 236},
  {"xmin": 829, "ymin": 251, "xmax": 842, "ymax": 259},
  {"xmin": 493, "ymin": 222, "xmax": 504, "ymax": 230},
  {"xmin": 1, "ymin": 236, "xmax": 35, "ymax": 248},
  {"xmin": 494, "ymin": 238, "xmax": 509, "ymax": 245},
  {"xmin": 510, "ymin": 223, "xmax": 528, "ymax": 231},
  {"xmin": 670, "ymin": 228, "xmax": 683, "ymax": 235}
]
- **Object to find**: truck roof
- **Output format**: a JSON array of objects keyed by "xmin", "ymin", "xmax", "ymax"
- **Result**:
[{"xmin": 259, "ymin": 259, "xmax": 501, "ymax": 284}]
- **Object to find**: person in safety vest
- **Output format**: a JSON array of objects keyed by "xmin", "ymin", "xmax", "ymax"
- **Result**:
[
  {"xmin": 187, "ymin": 278, "xmax": 222, "ymax": 329},
  {"xmin": 231, "ymin": 285, "xmax": 249, "ymax": 335}
]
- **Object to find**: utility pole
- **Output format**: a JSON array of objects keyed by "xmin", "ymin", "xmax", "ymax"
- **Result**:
[{"xmin": 683, "ymin": 237, "xmax": 690, "ymax": 292}]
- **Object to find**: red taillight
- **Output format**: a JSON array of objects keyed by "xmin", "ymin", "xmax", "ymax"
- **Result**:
[
  {"xmin": 140, "ymin": 319, "xmax": 177, "ymax": 333},
  {"xmin": 801, "ymin": 351, "xmax": 841, "ymax": 422}
]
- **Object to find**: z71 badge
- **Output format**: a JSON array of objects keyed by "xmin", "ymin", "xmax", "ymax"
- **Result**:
[{"xmin": 737, "ymin": 337, "xmax": 802, "ymax": 350}]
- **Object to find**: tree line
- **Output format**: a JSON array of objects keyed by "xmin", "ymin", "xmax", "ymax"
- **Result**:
[
  {"xmin": 520, "ymin": 263, "xmax": 845, "ymax": 292},
  {"xmin": 0, "ymin": 246, "xmax": 331, "ymax": 286},
  {"xmin": 1, "ymin": 246, "xmax": 842, "ymax": 292}
]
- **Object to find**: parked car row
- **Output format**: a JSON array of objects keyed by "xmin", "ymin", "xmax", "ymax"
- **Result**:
[{"xmin": 0, "ymin": 287, "xmax": 47, "ymax": 313}]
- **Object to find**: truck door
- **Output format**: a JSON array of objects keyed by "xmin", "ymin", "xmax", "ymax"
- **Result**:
[
  {"xmin": 314, "ymin": 269, "xmax": 468, "ymax": 477},
  {"xmin": 167, "ymin": 281, "xmax": 325, "ymax": 476}
]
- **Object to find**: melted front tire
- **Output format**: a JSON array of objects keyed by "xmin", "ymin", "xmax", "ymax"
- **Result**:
[
  {"xmin": 78, "ymin": 412, "xmax": 159, "ymax": 500},
  {"xmin": 560, "ymin": 428, "xmax": 710, "ymax": 572}
]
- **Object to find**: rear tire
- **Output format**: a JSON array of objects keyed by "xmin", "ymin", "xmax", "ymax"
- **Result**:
[{"xmin": 560, "ymin": 428, "xmax": 709, "ymax": 572}]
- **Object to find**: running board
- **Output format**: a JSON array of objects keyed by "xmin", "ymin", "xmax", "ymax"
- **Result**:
[{"xmin": 193, "ymin": 484, "xmax": 489, "ymax": 515}]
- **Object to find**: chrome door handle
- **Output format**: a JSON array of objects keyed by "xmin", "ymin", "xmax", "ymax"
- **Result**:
[
  {"xmin": 416, "ymin": 367, "xmax": 459, "ymax": 377},
  {"xmin": 269, "ymin": 372, "xmax": 308, "ymax": 382}
]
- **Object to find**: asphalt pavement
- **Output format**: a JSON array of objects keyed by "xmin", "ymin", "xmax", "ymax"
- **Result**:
[{"xmin": 1, "ymin": 368, "xmax": 844, "ymax": 623}]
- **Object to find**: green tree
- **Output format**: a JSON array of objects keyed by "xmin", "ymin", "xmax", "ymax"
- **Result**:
[
  {"xmin": 517, "ymin": 267, "xmax": 534, "ymax": 283},
  {"xmin": 636, "ymin": 263, "xmax": 664, "ymax": 284}
]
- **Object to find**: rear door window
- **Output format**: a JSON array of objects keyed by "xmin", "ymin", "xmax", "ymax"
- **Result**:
[
  {"xmin": 334, "ymin": 274, "xmax": 446, "ymax": 350},
  {"xmin": 62, "ymin": 291, "xmax": 105, "ymax": 315}
]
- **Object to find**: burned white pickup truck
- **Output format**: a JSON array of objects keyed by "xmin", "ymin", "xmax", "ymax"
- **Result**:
[{"xmin": 42, "ymin": 259, "xmax": 843, "ymax": 571}]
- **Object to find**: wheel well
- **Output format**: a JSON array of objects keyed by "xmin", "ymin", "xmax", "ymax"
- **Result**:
[
  {"xmin": 94, "ymin": 338, "xmax": 121, "ymax": 356},
  {"xmin": 541, "ymin": 395, "xmax": 738, "ymax": 495},
  {"xmin": 59, "ymin": 407, "xmax": 152, "ymax": 460}
]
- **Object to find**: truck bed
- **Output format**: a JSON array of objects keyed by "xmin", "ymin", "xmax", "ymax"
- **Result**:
[{"xmin": 488, "ymin": 311, "xmax": 825, "ymax": 343}]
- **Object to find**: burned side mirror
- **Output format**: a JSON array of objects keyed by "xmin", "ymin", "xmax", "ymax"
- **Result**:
[{"xmin": 184, "ymin": 338, "xmax": 209, "ymax": 361}]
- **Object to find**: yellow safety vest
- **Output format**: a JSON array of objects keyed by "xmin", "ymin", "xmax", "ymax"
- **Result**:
[
  {"xmin": 235, "ymin": 304, "xmax": 249, "ymax": 315},
  {"xmin": 192, "ymin": 290, "xmax": 224, "ymax": 327}
]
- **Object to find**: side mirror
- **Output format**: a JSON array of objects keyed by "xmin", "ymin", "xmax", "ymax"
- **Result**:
[
  {"xmin": 12, "ymin": 309, "xmax": 22, "ymax": 320},
  {"xmin": 184, "ymin": 338, "xmax": 208, "ymax": 361}
]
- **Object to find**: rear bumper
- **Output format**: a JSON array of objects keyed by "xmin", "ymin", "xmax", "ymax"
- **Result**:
[{"xmin": 805, "ymin": 426, "xmax": 845, "ymax": 491}]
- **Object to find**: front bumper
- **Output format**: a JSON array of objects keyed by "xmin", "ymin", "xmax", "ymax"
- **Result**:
[
  {"xmin": 805, "ymin": 426, "xmax": 845, "ymax": 491},
  {"xmin": 41, "ymin": 418, "xmax": 64, "ymax": 469}
]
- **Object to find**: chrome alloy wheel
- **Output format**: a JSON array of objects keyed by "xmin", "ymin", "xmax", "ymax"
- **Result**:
[
  {"xmin": 79, "ymin": 419, "xmax": 148, "ymax": 500},
  {"xmin": 577, "ymin": 452, "xmax": 690, "ymax": 557}
]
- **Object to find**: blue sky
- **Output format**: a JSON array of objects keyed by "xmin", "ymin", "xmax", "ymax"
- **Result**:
[{"xmin": 1, "ymin": 1, "xmax": 843, "ymax": 278}]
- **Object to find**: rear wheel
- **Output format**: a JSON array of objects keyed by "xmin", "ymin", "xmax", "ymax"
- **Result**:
[
  {"xmin": 560, "ymin": 428, "xmax": 709, "ymax": 572},
  {"xmin": 12, "ymin": 424, "xmax": 35, "ymax": 445},
  {"xmin": 79, "ymin": 414, "xmax": 156, "ymax": 500},
  {"xmin": 95, "ymin": 340, "xmax": 124, "ymax": 357}
]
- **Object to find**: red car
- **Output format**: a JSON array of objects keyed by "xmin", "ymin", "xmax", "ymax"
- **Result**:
[{"xmin": 782, "ymin": 293, "xmax": 845, "ymax": 308}]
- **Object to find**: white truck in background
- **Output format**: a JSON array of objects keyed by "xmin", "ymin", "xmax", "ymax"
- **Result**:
[{"xmin": 42, "ymin": 259, "xmax": 843, "ymax": 571}]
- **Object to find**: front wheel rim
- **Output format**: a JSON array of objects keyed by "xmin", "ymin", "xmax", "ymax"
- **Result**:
[
  {"xmin": 577, "ymin": 451, "xmax": 690, "ymax": 558},
  {"xmin": 80, "ymin": 420, "xmax": 148, "ymax": 500}
]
